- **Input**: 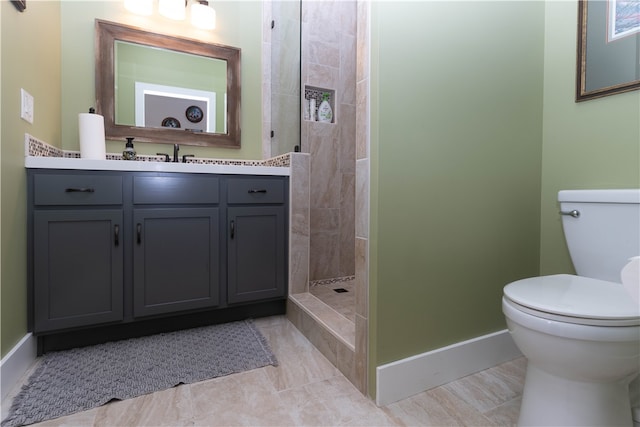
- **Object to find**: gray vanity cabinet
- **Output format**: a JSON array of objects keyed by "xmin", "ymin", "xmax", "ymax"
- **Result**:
[
  {"xmin": 30, "ymin": 174, "xmax": 124, "ymax": 333},
  {"xmin": 28, "ymin": 169, "xmax": 288, "ymax": 343},
  {"xmin": 132, "ymin": 176, "xmax": 221, "ymax": 317},
  {"xmin": 227, "ymin": 178, "xmax": 287, "ymax": 304}
]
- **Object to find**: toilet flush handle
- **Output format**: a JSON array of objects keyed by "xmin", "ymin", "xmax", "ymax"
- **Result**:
[{"xmin": 560, "ymin": 209, "xmax": 580, "ymax": 218}]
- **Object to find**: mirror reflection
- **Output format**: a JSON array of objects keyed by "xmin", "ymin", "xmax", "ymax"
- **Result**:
[
  {"xmin": 96, "ymin": 19, "xmax": 241, "ymax": 148},
  {"xmin": 114, "ymin": 41, "xmax": 228, "ymax": 134}
]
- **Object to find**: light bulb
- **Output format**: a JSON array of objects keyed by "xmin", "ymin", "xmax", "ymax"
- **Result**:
[
  {"xmin": 191, "ymin": 1, "xmax": 216, "ymax": 30},
  {"xmin": 159, "ymin": 0, "xmax": 186, "ymax": 20},
  {"xmin": 124, "ymin": 0, "xmax": 153, "ymax": 16}
]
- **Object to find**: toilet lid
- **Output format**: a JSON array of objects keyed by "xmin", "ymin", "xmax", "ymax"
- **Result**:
[{"xmin": 503, "ymin": 274, "xmax": 640, "ymax": 326}]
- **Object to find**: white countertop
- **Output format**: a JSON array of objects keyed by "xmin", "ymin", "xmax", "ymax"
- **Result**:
[{"xmin": 25, "ymin": 156, "xmax": 290, "ymax": 176}]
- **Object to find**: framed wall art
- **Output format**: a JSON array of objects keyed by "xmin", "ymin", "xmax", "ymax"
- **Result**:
[{"xmin": 576, "ymin": 0, "xmax": 640, "ymax": 101}]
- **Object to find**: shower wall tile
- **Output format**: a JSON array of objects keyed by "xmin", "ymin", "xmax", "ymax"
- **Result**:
[
  {"xmin": 355, "ymin": 0, "xmax": 369, "ymax": 397},
  {"xmin": 340, "ymin": 0, "xmax": 358, "ymax": 37},
  {"xmin": 355, "ymin": 237, "xmax": 368, "ymax": 317},
  {"xmin": 337, "ymin": 340, "xmax": 357, "ymax": 387},
  {"xmin": 311, "ymin": 208, "xmax": 340, "ymax": 232},
  {"xmin": 291, "ymin": 153, "xmax": 310, "ymax": 235},
  {"xmin": 309, "ymin": 123, "xmax": 340, "ymax": 209},
  {"xmin": 356, "ymin": 80, "xmax": 369, "ymax": 160},
  {"xmin": 306, "ymin": 1, "xmax": 341, "ymax": 45},
  {"xmin": 290, "ymin": 235, "xmax": 310, "ymax": 295},
  {"xmin": 302, "ymin": 0, "xmax": 357, "ymax": 282},
  {"xmin": 307, "ymin": 63, "xmax": 339, "ymax": 90},
  {"xmin": 287, "ymin": 297, "xmax": 338, "ymax": 366},
  {"xmin": 290, "ymin": 153, "xmax": 310, "ymax": 294},
  {"xmin": 355, "ymin": 313, "xmax": 368, "ymax": 393},
  {"xmin": 287, "ymin": 293, "xmax": 357, "ymax": 384},
  {"xmin": 339, "ymin": 34, "xmax": 357, "ymax": 105},
  {"xmin": 356, "ymin": 0, "xmax": 369, "ymax": 83},
  {"xmin": 310, "ymin": 230, "xmax": 340, "ymax": 280},
  {"xmin": 301, "ymin": 120, "xmax": 310, "ymax": 154},
  {"xmin": 340, "ymin": 173, "xmax": 356, "ymax": 277},
  {"xmin": 339, "ymin": 103, "xmax": 356, "ymax": 174},
  {"xmin": 308, "ymin": 39, "xmax": 340, "ymax": 69},
  {"xmin": 355, "ymin": 158, "xmax": 369, "ymax": 239}
]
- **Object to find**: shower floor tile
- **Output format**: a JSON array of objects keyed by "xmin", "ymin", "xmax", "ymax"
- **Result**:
[{"xmin": 309, "ymin": 279, "xmax": 355, "ymax": 323}]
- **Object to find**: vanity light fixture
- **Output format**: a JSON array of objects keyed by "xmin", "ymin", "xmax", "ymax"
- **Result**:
[
  {"xmin": 190, "ymin": 0, "xmax": 216, "ymax": 30},
  {"xmin": 124, "ymin": 0, "xmax": 215, "ymax": 30},
  {"xmin": 124, "ymin": 0, "xmax": 153, "ymax": 16},
  {"xmin": 158, "ymin": 0, "xmax": 186, "ymax": 20}
]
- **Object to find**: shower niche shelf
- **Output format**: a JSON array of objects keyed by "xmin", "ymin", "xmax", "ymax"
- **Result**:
[{"xmin": 304, "ymin": 86, "xmax": 335, "ymax": 124}]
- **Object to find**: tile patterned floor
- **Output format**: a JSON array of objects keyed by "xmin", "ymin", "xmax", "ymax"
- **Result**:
[{"xmin": 2, "ymin": 316, "xmax": 524, "ymax": 426}]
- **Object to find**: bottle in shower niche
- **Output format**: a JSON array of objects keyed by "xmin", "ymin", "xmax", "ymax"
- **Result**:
[
  {"xmin": 317, "ymin": 93, "xmax": 333, "ymax": 123},
  {"xmin": 309, "ymin": 98, "xmax": 317, "ymax": 121}
]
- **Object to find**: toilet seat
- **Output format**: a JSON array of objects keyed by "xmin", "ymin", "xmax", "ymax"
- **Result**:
[{"xmin": 503, "ymin": 274, "xmax": 640, "ymax": 327}]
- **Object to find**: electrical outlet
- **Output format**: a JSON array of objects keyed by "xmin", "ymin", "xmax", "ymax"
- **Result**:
[{"xmin": 21, "ymin": 88, "xmax": 34, "ymax": 124}]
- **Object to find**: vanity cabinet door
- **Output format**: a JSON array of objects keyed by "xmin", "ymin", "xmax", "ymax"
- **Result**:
[
  {"xmin": 33, "ymin": 210, "xmax": 124, "ymax": 333},
  {"xmin": 132, "ymin": 208, "xmax": 220, "ymax": 317},
  {"xmin": 227, "ymin": 206, "xmax": 286, "ymax": 304}
]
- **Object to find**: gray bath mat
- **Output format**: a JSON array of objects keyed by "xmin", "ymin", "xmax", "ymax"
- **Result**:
[{"xmin": 2, "ymin": 319, "xmax": 278, "ymax": 427}]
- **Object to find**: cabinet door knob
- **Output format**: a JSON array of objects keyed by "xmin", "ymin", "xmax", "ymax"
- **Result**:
[
  {"xmin": 248, "ymin": 189, "xmax": 267, "ymax": 194},
  {"xmin": 114, "ymin": 224, "xmax": 120, "ymax": 246},
  {"xmin": 230, "ymin": 220, "xmax": 235, "ymax": 239},
  {"xmin": 136, "ymin": 223, "xmax": 142, "ymax": 244}
]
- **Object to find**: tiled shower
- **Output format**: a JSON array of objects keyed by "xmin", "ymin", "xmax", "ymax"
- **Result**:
[
  {"xmin": 263, "ymin": 0, "xmax": 370, "ymax": 393},
  {"xmin": 265, "ymin": 0, "xmax": 370, "ymax": 394}
]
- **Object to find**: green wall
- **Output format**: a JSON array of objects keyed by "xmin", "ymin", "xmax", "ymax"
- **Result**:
[
  {"xmin": 1, "ymin": 1, "xmax": 62, "ymax": 357},
  {"xmin": 539, "ymin": 1, "xmax": 640, "ymax": 275},
  {"xmin": 369, "ymin": 0, "xmax": 545, "ymax": 373},
  {"xmin": 368, "ymin": 0, "xmax": 639, "ymax": 396}
]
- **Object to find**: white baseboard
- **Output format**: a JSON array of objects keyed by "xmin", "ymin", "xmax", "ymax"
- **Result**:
[
  {"xmin": 376, "ymin": 329, "xmax": 521, "ymax": 406},
  {"xmin": 1, "ymin": 333, "xmax": 37, "ymax": 401}
]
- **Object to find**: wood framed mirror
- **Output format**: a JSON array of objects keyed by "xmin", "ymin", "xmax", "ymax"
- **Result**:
[{"xmin": 95, "ymin": 19, "xmax": 241, "ymax": 148}]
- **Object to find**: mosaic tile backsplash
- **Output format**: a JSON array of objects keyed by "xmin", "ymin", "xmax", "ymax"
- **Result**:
[{"xmin": 26, "ymin": 134, "xmax": 290, "ymax": 167}]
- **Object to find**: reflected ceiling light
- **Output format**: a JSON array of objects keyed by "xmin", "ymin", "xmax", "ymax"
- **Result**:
[
  {"xmin": 124, "ymin": 0, "xmax": 153, "ymax": 16},
  {"xmin": 191, "ymin": 0, "xmax": 216, "ymax": 30},
  {"xmin": 159, "ymin": 0, "xmax": 186, "ymax": 20}
]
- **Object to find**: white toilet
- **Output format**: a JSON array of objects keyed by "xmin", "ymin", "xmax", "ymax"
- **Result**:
[{"xmin": 502, "ymin": 189, "xmax": 640, "ymax": 426}]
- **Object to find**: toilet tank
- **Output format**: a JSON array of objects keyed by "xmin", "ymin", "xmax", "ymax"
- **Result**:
[{"xmin": 559, "ymin": 189, "xmax": 640, "ymax": 283}]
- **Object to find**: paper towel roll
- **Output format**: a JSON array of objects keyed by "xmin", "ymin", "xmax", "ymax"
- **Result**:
[
  {"xmin": 78, "ymin": 112, "xmax": 106, "ymax": 160},
  {"xmin": 620, "ymin": 256, "xmax": 640, "ymax": 305}
]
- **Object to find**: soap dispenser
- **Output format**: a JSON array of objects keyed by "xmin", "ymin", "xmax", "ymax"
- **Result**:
[
  {"xmin": 122, "ymin": 137, "xmax": 137, "ymax": 160},
  {"xmin": 318, "ymin": 93, "xmax": 333, "ymax": 123}
]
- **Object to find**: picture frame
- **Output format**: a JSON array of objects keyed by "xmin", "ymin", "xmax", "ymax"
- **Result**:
[
  {"xmin": 576, "ymin": 0, "xmax": 640, "ymax": 102},
  {"xmin": 133, "ymin": 82, "xmax": 217, "ymax": 133},
  {"xmin": 11, "ymin": 0, "xmax": 26, "ymax": 12}
]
